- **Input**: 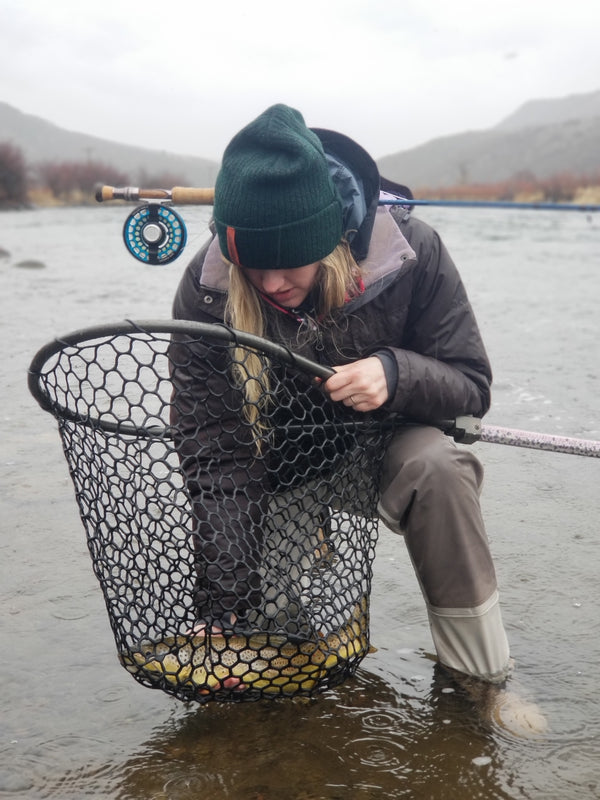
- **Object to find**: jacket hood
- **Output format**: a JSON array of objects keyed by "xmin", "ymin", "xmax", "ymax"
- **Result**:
[
  {"xmin": 311, "ymin": 128, "xmax": 380, "ymax": 261},
  {"xmin": 311, "ymin": 128, "xmax": 414, "ymax": 261}
]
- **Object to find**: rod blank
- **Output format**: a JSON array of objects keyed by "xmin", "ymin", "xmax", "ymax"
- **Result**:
[
  {"xmin": 381, "ymin": 198, "xmax": 600, "ymax": 212},
  {"xmin": 95, "ymin": 185, "xmax": 600, "ymax": 213}
]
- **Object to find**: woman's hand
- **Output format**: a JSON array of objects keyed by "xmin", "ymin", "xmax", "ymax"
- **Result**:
[{"xmin": 323, "ymin": 357, "xmax": 389, "ymax": 412}]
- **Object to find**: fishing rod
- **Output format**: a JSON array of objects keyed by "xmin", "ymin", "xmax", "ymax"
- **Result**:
[
  {"xmin": 95, "ymin": 184, "xmax": 600, "ymax": 212},
  {"xmin": 90, "ymin": 188, "xmax": 600, "ymax": 459},
  {"xmin": 95, "ymin": 183, "xmax": 600, "ymax": 266}
]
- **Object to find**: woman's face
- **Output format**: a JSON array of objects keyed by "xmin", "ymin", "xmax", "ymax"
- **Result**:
[{"xmin": 242, "ymin": 263, "xmax": 320, "ymax": 308}]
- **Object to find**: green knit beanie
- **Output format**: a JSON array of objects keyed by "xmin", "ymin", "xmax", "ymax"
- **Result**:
[{"xmin": 214, "ymin": 104, "xmax": 343, "ymax": 269}]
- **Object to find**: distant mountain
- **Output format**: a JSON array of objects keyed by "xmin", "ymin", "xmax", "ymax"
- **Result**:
[
  {"xmin": 3, "ymin": 91, "xmax": 600, "ymax": 192},
  {"xmin": 0, "ymin": 101, "xmax": 219, "ymax": 185},
  {"xmin": 377, "ymin": 90, "xmax": 600, "ymax": 190},
  {"xmin": 496, "ymin": 89, "xmax": 600, "ymax": 130}
]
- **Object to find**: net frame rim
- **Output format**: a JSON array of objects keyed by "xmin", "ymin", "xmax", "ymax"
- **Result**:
[{"xmin": 27, "ymin": 319, "xmax": 337, "ymax": 437}]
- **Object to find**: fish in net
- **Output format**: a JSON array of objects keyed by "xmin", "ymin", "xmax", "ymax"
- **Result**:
[{"xmin": 28, "ymin": 320, "xmax": 394, "ymax": 702}]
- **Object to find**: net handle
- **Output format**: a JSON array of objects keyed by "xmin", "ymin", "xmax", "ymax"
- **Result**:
[{"xmin": 27, "ymin": 319, "xmax": 337, "ymax": 436}]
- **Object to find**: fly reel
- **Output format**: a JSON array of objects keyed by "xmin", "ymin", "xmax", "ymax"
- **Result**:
[{"xmin": 123, "ymin": 203, "xmax": 187, "ymax": 265}]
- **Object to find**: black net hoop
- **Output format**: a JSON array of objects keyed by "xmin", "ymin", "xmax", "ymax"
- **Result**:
[{"xmin": 28, "ymin": 320, "xmax": 395, "ymax": 703}]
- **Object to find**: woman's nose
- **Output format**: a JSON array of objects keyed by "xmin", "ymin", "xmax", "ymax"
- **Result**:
[{"xmin": 261, "ymin": 270, "xmax": 287, "ymax": 293}]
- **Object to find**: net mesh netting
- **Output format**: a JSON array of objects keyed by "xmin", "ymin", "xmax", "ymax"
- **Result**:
[{"xmin": 28, "ymin": 320, "xmax": 393, "ymax": 703}]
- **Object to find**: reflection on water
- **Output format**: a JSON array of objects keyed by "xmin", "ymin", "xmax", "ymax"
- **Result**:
[
  {"xmin": 1, "ymin": 206, "xmax": 599, "ymax": 799},
  {"xmin": 113, "ymin": 670, "xmax": 513, "ymax": 800}
]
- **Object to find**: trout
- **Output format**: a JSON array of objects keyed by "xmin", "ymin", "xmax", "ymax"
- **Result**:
[{"xmin": 120, "ymin": 597, "xmax": 370, "ymax": 697}]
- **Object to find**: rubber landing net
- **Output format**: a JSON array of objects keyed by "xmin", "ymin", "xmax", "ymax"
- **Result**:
[{"xmin": 28, "ymin": 320, "xmax": 393, "ymax": 703}]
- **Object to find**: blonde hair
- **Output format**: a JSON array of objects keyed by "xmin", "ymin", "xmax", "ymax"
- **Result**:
[{"xmin": 224, "ymin": 240, "xmax": 362, "ymax": 446}]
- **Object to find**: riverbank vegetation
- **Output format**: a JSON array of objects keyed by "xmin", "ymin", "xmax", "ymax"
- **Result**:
[
  {"xmin": 416, "ymin": 171, "xmax": 600, "ymax": 205},
  {"xmin": 0, "ymin": 142, "xmax": 187, "ymax": 209},
  {"xmin": 2, "ymin": 140, "xmax": 600, "ymax": 209}
]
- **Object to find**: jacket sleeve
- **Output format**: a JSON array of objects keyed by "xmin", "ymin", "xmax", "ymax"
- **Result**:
[{"xmin": 385, "ymin": 213, "xmax": 492, "ymax": 421}]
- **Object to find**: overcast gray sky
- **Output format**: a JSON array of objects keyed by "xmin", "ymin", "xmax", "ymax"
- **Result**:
[{"xmin": 2, "ymin": 0, "xmax": 599, "ymax": 162}]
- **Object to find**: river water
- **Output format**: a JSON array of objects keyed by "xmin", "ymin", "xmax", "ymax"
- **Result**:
[{"xmin": 1, "ymin": 203, "xmax": 599, "ymax": 799}]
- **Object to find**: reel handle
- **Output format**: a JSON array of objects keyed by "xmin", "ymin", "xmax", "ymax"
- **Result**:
[{"xmin": 96, "ymin": 185, "xmax": 215, "ymax": 205}]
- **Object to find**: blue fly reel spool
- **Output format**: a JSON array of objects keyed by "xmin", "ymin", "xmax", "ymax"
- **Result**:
[{"xmin": 123, "ymin": 203, "xmax": 187, "ymax": 264}]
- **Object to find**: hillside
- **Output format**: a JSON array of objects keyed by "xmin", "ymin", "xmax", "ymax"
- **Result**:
[
  {"xmin": 377, "ymin": 90, "xmax": 600, "ymax": 190},
  {"xmin": 496, "ymin": 89, "xmax": 600, "ymax": 130},
  {"xmin": 0, "ymin": 101, "xmax": 219, "ymax": 186},
  {"xmin": 377, "ymin": 117, "xmax": 600, "ymax": 189}
]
